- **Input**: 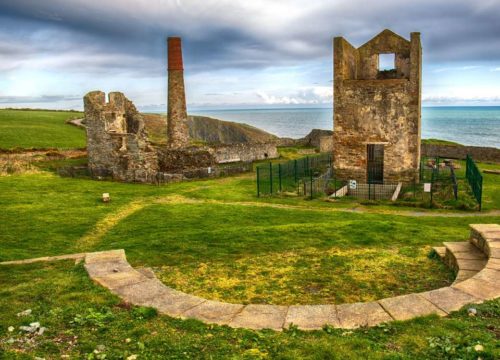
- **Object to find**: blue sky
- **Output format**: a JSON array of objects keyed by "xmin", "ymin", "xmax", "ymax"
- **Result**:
[{"xmin": 1, "ymin": 0, "xmax": 500, "ymax": 110}]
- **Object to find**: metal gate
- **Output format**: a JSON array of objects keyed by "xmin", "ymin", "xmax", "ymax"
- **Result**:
[{"xmin": 367, "ymin": 144, "xmax": 384, "ymax": 184}]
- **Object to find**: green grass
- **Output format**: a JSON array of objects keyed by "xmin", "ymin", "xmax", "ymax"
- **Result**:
[
  {"xmin": 0, "ymin": 261, "xmax": 499, "ymax": 359},
  {"xmin": 421, "ymin": 138, "xmax": 463, "ymax": 146},
  {"xmin": 0, "ymin": 110, "xmax": 499, "ymax": 358},
  {"xmin": 0, "ymin": 109, "xmax": 85, "ymax": 150}
]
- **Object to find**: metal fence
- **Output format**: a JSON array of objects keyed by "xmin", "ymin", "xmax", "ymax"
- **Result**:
[
  {"xmin": 256, "ymin": 153, "xmax": 332, "ymax": 197},
  {"xmin": 466, "ymin": 154, "xmax": 483, "ymax": 210}
]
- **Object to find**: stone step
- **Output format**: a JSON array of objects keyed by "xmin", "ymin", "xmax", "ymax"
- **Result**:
[
  {"xmin": 432, "ymin": 246, "xmax": 446, "ymax": 260},
  {"xmin": 443, "ymin": 241, "xmax": 486, "ymax": 271}
]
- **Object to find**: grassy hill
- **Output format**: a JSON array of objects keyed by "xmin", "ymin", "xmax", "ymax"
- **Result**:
[
  {"xmin": 0, "ymin": 109, "xmax": 85, "ymax": 150},
  {"xmin": 0, "ymin": 109, "xmax": 499, "ymax": 358}
]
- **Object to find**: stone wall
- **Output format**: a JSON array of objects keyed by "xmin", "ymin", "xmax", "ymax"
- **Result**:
[
  {"xmin": 84, "ymin": 91, "xmax": 158, "ymax": 182},
  {"xmin": 333, "ymin": 30, "xmax": 421, "ymax": 183},
  {"xmin": 211, "ymin": 143, "xmax": 279, "ymax": 163},
  {"xmin": 85, "ymin": 91, "xmax": 279, "ymax": 183},
  {"xmin": 422, "ymin": 144, "xmax": 500, "ymax": 163}
]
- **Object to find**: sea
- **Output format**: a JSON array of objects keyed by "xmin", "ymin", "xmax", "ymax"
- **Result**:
[{"xmin": 187, "ymin": 106, "xmax": 500, "ymax": 148}]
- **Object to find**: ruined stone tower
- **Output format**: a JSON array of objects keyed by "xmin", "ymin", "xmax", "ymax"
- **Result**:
[
  {"xmin": 167, "ymin": 37, "xmax": 190, "ymax": 148},
  {"xmin": 84, "ymin": 91, "xmax": 158, "ymax": 182},
  {"xmin": 333, "ymin": 29, "xmax": 422, "ymax": 183}
]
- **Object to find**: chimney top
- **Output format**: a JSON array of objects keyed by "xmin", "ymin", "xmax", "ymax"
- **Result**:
[{"xmin": 167, "ymin": 37, "xmax": 183, "ymax": 71}]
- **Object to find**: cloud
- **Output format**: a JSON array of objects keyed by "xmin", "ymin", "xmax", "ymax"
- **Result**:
[
  {"xmin": 256, "ymin": 86, "xmax": 332, "ymax": 105},
  {"xmin": 1, "ymin": 0, "xmax": 500, "ymax": 107}
]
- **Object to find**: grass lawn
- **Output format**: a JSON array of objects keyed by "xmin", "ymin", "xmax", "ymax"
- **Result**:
[
  {"xmin": 0, "ymin": 262, "xmax": 499, "ymax": 359},
  {"xmin": 1, "ymin": 110, "xmax": 499, "ymax": 358},
  {"xmin": 0, "ymin": 109, "xmax": 85, "ymax": 150}
]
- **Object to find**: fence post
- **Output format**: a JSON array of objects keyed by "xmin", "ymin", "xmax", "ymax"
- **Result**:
[
  {"xmin": 294, "ymin": 159, "xmax": 298, "ymax": 183},
  {"xmin": 278, "ymin": 163, "xmax": 282, "ymax": 193},
  {"xmin": 269, "ymin": 162, "xmax": 273, "ymax": 195},
  {"xmin": 310, "ymin": 171, "xmax": 313, "ymax": 200},
  {"xmin": 478, "ymin": 174, "xmax": 483, "ymax": 211},
  {"xmin": 256, "ymin": 167, "xmax": 260, "ymax": 197},
  {"xmin": 430, "ymin": 168, "xmax": 435, "ymax": 207}
]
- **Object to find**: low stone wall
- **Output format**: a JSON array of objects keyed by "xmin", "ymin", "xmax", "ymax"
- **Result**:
[
  {"xmin": 422, "ymin": 144, "xmax": 500, "ymax": 163},
  {"xmin": 211, "ymin": 142, "xmax": 279, "ymax": 163}
]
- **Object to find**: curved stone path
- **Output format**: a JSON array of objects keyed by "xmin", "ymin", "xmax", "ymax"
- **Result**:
[
  {"xmin": 81, "ymin": 224, "xmax": 500, "ymax": 331},
  {"xmin": 2, "ymin": 224, "xmax": 498, "ymax": 330}
]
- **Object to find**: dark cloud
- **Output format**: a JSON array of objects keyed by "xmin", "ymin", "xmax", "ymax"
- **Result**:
[{"xmin": 2, "ymin": 0, "xmax": 500, "ymax": 77}]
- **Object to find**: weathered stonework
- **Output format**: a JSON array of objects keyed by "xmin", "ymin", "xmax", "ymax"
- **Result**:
[
  {"xmin": 84, "ymin": 91, "xmax": 158, "ymax": 182},
  {"xmin": 83, "ymin": 37, "xmax": 278, "ymax": 183},
  {"xmin": 333, "ymin": 29, "xmax": 422, "ymax": 183},
  {"xmin": 167, "ymin": 37, "xmax": 190, "ymax": 148}
]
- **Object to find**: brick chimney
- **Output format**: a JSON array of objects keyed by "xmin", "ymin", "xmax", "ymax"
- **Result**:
[{"xmin": 167, "ymin": 37, "xmax": 189, "ymax": 148}]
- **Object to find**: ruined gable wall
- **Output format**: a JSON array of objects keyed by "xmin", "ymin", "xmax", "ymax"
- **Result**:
[
  {"xmin": 333, "ymin": 31, "xmax": 421, "ymax": 183},
  {"xmin": 84, "ymin": 91, "xmax": 158, "ymax": 182}
]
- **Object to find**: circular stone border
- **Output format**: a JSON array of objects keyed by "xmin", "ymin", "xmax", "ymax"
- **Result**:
[
  {"xmin": 2, "ymin": 224, "xmax": 498, "ymax": 330},
  {"xmin": 81, "ymin": 224, "xmax": 500, "ymax": 330}
]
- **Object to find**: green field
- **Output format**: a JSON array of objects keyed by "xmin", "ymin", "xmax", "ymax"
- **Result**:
[
  {"xmin": 0, "ymin": 109, "xmax": 85, "ymax": 149},
  {"xmin": 1, "ymin": 110, "xmax": 499, "ymax": 359}
]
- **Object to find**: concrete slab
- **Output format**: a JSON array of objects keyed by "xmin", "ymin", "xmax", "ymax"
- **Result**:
[
  {"xmin": 84, "ymin": 260, "xmax": 133, "ymax": 277},
  {"xmin": 378, "ymin": 293, "xmax": 446, "ymax": 321},
  {"xmin": 454, "ymin": 270, "xmax": 480, "ymax": 284},
  {"xmin": 432, "ymin": 247, "xmax": 446, "ymax": 259},
  {"xmin": 228, "ymin": 305, "xmax": 288, "ymax": 331},
  {"xmin": 336, "ymin": 301, "xmax": 392, "ymax": 329},
  {"xmin": 111, "ymin": 278, "xmax": 173, "ymax": 305},
  {"xmin": 488, "ymin": 247, "xmax": 500, "ymax": 258},
  {"xmin": 486, "ymin": 257, "xmax": 500, "ymax": 270},
  {"xmin": 147, "ymin": 288, "xmax": 207, "ymax": 317},
  {"xmin": 420, "ymin": 287, "xmax": 481, "ymax": 313},
  {"xmin": 455, "ymin": 258, "xmax": 487, "ymax": 271},
  {"xmin": 182, "ymin": 300, "xmax": 244, "ymax": 325},
  {"xmin": 453, "ymin": 278, "xmax": 500, "ymax": 300},
  {"xmin": 284, "ymin": 305, "xmax": 338, "ymax": 330},
  {"xmin": 443, "ymin": 242, "xmax": 477, "ymax": 253},
  {"xmin": 85, "ymin": 250, "xmax": 126, "ymax": 264},
  {"xmin": 472, "ymin": 268, "xmax": 500, "ymax": 283},
  {"xmin": 93, "ymin": 270, "xmax": 147, "ymax": 290}
]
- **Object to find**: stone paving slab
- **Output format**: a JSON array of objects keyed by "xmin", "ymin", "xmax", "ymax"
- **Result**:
[
  {"xmin": 228, "ymin": 305, "xmax": 288, "ymax": 331},
  {"xmin": 336, "ymin": 302, "xmax": 392, "ymax": 329},
  {"xmin": 420, "ymin": 287, "xmax": 481, "ymax": 313},
  {"xmin": 454, "ymin": 270, "xmax": 480, "ymax": 284},
  {"xmin": 93, "ymin": 270, "xmax": 148, "ymax": 290},
  {"xmin": 488, "ymin": 247, "xmax": 500, "ymax": 258},
  {"xmin": 138, "ymin": 286, "xmax": 207, "ymax": 317},
  {"xmin": 486, "ymin": 257, "xmax": 500, "ymax": 270},
  {"xmin": 472, "ymin": 268, "xmax": 500, "ymax": 283},
  {"xmin": 0, "ymin": 253, "xmax": 86, "ymax": 265},
  {"xmin": 284, "ymin": 305, "xmax": 339, "ymax": 330},
  {"xmin": 182, "ymin": 300, "xmax": 244, "ymax": 325},
  {"xmin": 85, "ymin": 260, "xmax": 133, "ymax": 277},
  {"xmin": 111, "ymin": 278, "xmax": 173, "ymax": 305},
  {"xmin": 432, "ymin": 247, "xmax": 446, "ymax": 260},
  {"xmin": 455, "ymin": 258, "xmax": 488, "ymax": 271},
  {"xmin": 444, "ymin": 242, "xmax": 479, "ymax": 254},
  {"xmin": 453, "ymin": 278, "xmax": 500, "ymax": 300},
  {"xmin": 379, "ymin": 293, "xmax": 446, "ymax": 321},
  {"xmin": 85, "ymin": 249, "xmax": 126, "ymax": 264}
]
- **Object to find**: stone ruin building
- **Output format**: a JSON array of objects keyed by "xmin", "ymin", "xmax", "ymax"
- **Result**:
[
  {"xmin": 332, "ymin": 29, "xmax": 422, "ymax": 184},
  {"xmin": 85, "ymin": 37, "xmax": 278, "ymax": 183}
]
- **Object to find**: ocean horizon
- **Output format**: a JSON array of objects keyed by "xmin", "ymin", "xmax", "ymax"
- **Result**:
[{"xmin": 173, "ymin": 106, "xmax": 500, "ymax": 148}]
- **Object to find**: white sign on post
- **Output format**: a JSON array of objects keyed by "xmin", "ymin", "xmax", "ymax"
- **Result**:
[
  {"xmin": 349, "ymin": 180, "xmax": 357, "ymax": 190},
  {"xmin": 424, "ymin": 183, "xmax": 431, "ymax": 192}
]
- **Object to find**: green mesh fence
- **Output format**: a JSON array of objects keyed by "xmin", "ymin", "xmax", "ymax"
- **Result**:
[
  {"xmin": 256, "ymin": 153, "xmax": 332, "ymax": 197},
  {"xmin": 466, "ymin": 154, "xmax": 483, "ymax": 210}
]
